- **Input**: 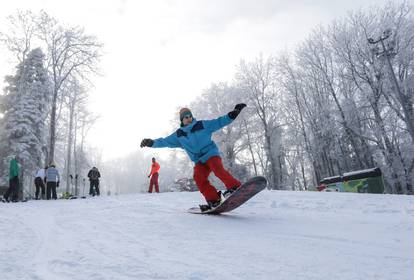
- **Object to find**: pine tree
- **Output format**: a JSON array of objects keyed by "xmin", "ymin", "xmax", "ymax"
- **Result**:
[{"xmin": 0, "ymin": 48, "xmax": 51, "ymax": 187}]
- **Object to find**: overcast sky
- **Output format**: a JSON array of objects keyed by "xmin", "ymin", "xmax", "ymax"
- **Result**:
[{"xmin": 0, "ymin": 0, "xmax": 404, "ymax": 161}]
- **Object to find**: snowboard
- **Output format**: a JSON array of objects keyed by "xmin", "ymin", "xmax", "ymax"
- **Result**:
[{"xmin": 188, "ymin": 176, "xmax": 267, "ymax": 214}]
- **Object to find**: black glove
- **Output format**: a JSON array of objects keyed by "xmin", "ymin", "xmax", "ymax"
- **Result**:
[
  {"xmin": 57, "ymin": 181, "xmax": 60, "ymax": 187},
  {"xmin": 148, "ymin": 175, "xmax": 150, "ymax": 178},
  {"xmin": 235, "ymin": 103, "xmax": 247, "ymax": 111},
  {"xmin": 140, "ymin": 138, "xmax": 154, "ymax": 148},
  {"xmin": 228, "ymin": 103, "xmax": 247, "ymax": 119}
]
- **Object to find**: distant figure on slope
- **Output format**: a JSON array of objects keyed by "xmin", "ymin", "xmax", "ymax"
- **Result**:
[
  {"xmin": 34, "ymin": 166, "xmax": 47, "ymax": 200},
  {"xmin": 140, "ymin": 104, "xmax": 246, "ymax": 211},
  {"xmin": 147, "ymin": 157, "xmax": 160, "ymax": 193},
  {"xmin": 45, "ymin": 163, "xmax": 60, "ymax": 200},
  {"xmin": 87, "ymin": 167, "xmax": 101, "ymax": 196},
  {"xmin": 3, "ymin": 156, "xmax": 20, "ymax": 202}
]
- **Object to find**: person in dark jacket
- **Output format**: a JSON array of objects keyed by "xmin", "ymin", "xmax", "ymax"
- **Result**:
[
  {"xmin": 3, "ymin": 156, "xmax": 20, "ymax": 202},
  {"xmin": 34, "ymin": 166, "xmax": 46, "ymax": 200},
  {"xmin": 45, "ymin": 163, "xmax": 60, "ymax": 200},
  {"xmin": 140, "ymin": 104, "xmax": 246, "ymax": 211},
  {"xmin": 87, "ymin": 167, "xmax": 101, "ymax": 196}
]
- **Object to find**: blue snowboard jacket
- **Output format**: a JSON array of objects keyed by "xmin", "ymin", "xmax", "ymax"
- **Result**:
[{"xmin": 153, "ymin": 114, "xmax": 234, "ymax": 163}]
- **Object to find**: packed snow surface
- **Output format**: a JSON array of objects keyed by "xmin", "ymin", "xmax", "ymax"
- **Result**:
[{"xmin": 1, "ymin": 190, "xmax": 413, "ymax": 280}]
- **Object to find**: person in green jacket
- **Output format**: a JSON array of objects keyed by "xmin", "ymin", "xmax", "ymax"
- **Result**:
[{"xmin": 3, "ymin": 156, "xmax": 20, "ymax": 202}]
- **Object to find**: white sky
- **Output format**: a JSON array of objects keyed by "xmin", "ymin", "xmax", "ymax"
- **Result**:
[{"xmin": 0, "ymin": 0, "xmax": 400, "ymax": 161}]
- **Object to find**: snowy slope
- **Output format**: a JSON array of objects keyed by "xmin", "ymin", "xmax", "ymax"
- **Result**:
[{"xmin": 0, "ymin": 190, "xmax": 413, "ymax": 280}]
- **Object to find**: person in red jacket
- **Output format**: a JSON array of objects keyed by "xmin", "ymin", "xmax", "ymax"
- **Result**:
[{"xmin": 148, "ymin": 157, "xmax": 160, "ymax": 193}]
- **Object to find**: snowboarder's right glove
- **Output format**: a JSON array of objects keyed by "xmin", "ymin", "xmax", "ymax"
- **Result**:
[
  {"xmin": 228, "ymin": 103, "xmax": 247, "ymax": 119},
  {"xmin": 140, "ymin": 138, "xmax": 154, "ymax": 148}
]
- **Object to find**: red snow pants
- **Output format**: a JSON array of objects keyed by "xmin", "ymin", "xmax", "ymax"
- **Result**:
[
  {"xmin": 148, "ymin": 173, "xmax": 159, "ymax": 193},
  {"xmin": 193, "ymin": 156, "xmax": 241, "ymax": 202}
]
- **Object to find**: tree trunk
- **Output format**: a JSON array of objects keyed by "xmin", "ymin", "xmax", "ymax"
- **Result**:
[
  {"xmin": 48, "ymin": 85, "xmax": 58, "ymax": 165},
  {"xmin": 243, "ymin": 120, "xmax": 258, "ymax": 176},
  {"xmin": 65, "ymin": 98, "xmax": 75, "ymax": 193}
]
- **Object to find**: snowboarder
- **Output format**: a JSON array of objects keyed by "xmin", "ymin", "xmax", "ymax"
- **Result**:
[
  {"xmin": 3, "ymin": 155, "xmax": 20, "ymax": 202},
  {"xmin": 147, "ymin": 157, "xmax": 160, "ymax": 193},
  {"xmin": 45, "ymin": 163, "xmax": 60, "ymax": 200},
  {"xmin": 140, "ymin": 104, "xmax": 246, "ymax": 211},
  {"xmin": 87, "ymin": 167, "xmax": 101, "ymax": 196},
  {"xmin": 34, "ymin": 166, "xmax": 46, "ymax": 200}
]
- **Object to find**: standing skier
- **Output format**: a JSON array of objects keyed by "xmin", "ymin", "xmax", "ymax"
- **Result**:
[
  {"xmin": 34, "ymin": 166, "xmax": 46, "ymax": 200},
  {"xmin": 3, "ymin": 156, "xmax": 20, "ymax": 202},
  {"xmin": 45, "ymin": 163, "xmax": 60, "ymax": 200},
  {"xmin": 147, "ymin": 157, "xmax": 160, "ymax": 193},
  {"xmin": 140, "ymin": 104, "xmax": 246, "ymax": 211},
  {"xmin": 87, "ymin": 167, "xmax": 101, "ymax": 196}
]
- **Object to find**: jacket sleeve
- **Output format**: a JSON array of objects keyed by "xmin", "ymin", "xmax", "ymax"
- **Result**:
[
  {"xmin": 203, "ymin": 114, "xmax": 233, "ymax": 133},
  {"xmin": 152, "ymin": 131, "xmax": 182, "ymax": 148}
]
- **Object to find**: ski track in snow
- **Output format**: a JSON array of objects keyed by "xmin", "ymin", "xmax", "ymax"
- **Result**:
[{"xmin": 1, "ymin": 191, "xmax": 413, "ymax": 280}]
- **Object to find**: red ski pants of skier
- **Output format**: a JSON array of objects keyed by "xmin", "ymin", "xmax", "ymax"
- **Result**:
[
  {"xmin": 193, "ymin": 156, "xmax": 241, "ymax": 202},
  {"xmin": 148, "ymin": 172, "xmax": 159, "ymax": 193}
]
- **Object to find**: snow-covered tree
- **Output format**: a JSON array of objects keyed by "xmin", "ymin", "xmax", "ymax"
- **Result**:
[
  {"xmin": 236, "ymin": 55, "xmax": 287, "ymax": 189},
  {"xmin": 0, "ymin": 47, "xmax": 51, "ymax": 190},
  {"xmin": 275, "ymin": 1, "xmax": 414, "ymax": 193},
  {"xmin": 0, "ymin": 10, "xmax": 37, "ymax": 64},
  {"xmin": 36, "ymin": 11, "xmax": 103, "ymax": 164}
]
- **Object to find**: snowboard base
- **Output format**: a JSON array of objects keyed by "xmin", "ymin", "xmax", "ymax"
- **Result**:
[{"xmin": 188, "ymin": 176, "xmax": 267, "ymax": 214}]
